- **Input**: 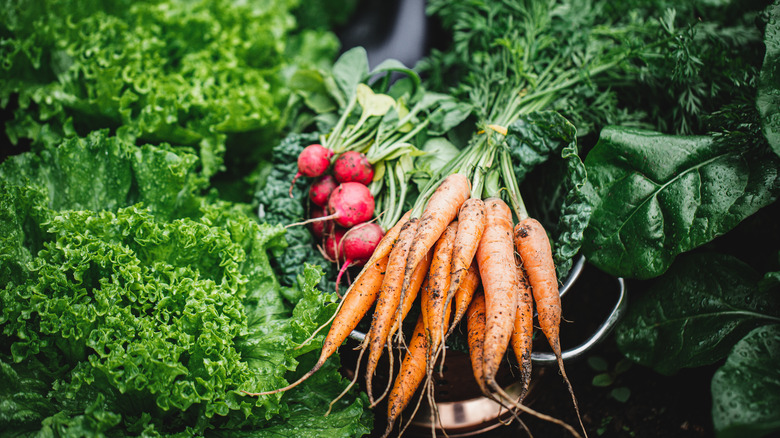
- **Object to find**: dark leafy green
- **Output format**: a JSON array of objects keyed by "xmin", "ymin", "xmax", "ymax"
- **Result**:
[
  {"xmin": 615, "ymin": 252, "xmax": 780, "ymax": 375},
  {"xmin": 711, "ymin": 324, "xmax": 780, "ymax": 438},
  {"xmin": 423, "ymin": 0, "xmax": 762, "ymax": 137},
  {"xmin": 0, "ymin": 357, "xmax": 57, "ymax": 431},
  {"xmin": 758, "ymin": 0, "xmax": 780, "ymax": 157},
  {"xmin": 505, "ymin": 112, "xmax": 591, "ymax": 279},
  {"xmin": 582, "ymin": 125, "xmax": 780, "ymax": 279},
  {"xmin": 254, "ymin": 132, "xmax": 338, "ymax": 291}
]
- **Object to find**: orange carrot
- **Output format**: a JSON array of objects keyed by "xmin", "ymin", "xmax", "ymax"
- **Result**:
[
  {"xmin": 466, "ymin": 285, "xmax": 580, "ymax": 438},
  {"xmin": 376, "ymin": 248, "xmax": 432, "ymax": 406},
  {"xmin": 513, "ymin": 217, "xmax": 560, "ymax": 354},
  {"xmin": 514, "ymin": 216, "xmax": 587, "ymax": 438},
  {"xmin": 475, "ymin": 197, "xmax": 517, "ymax": 389},
  {"xmin": 333, "ymin": 210, "xmax": 410, "ymax": 297},
  {"xmin": 421, "ymin": 220, "xmax": 458, "ymax": 352},
  {"xmin": 308, "ymin": 212, "xmax": 409, "ymax": 343},
  {"xmin": 510, "ymin": 263, "xmax": 534, "ymax": 402},
  {"xmin": 445, "ymin": 261, "xmax": 480, "ymax": 338},
  {"xmin": 466, "ymin": 289, "xmax": 488, "ymax": 394},
  {"xmin": 446, "ymin": 198, "xmax": 485, "ymax": 301},
  {"xmin": 402, "ymin": 173, "xmax": 470, "ymax": 301},
  {"xmin": 369, "ymin": 210, "xmax": 412, "ymax": 265},
  {"xmin": 242, "ymin": 254, "xmax": 389, "ymax": 396},
  {"xmin": 382, "ymin": 314, "xmax": 428, "ymax": 438},
  {"xmin": 365, "ymin": 218, "xmax": 420, "ymax": 404},
  {"xmin": 388, "ymin": 248, "xmax": 433, "ymax": 342}
]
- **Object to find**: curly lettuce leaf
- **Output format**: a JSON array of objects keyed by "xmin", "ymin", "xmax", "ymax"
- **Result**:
[
  {"xmin": 226, "ymin": 266, "xmax": 372, "ymax": 433},
  {"xmin": 505, "ymin": 111, "xmax": 591, "ymax": 279},
  {"xmin": 212, "ymin": 348, "xmax": 372, "ymax": 438},
  {"xmin": 0, "ymin": 0, "xmax": 340, "ymax": 178},
  {"xmin": 0, "ymin": 130, "xmax": 204, "ymax": 220},
  {"xmin": 0, "ymin": 132, "xmax": 371, "ymax": 436}
]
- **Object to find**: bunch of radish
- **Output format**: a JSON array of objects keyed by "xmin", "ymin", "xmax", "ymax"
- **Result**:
[{"xmin": 291, "ymin": 144, "xmax": 384, "ymax": 291}]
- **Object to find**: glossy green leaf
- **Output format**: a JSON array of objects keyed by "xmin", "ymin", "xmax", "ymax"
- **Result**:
[
  {"xmin": 712, "ymin": 324, "xmax": 780, "ymax": 438},
  {"xmin": 758, "ymin": 0, "xmax": 780, "ymax": 157},
  {"xmin": 582, "ymin": 126, "xmax": 780, "ymax": 279},
  {"xmin": 615, "ymin": 252, "xmax": 780, "ymax": 375}
]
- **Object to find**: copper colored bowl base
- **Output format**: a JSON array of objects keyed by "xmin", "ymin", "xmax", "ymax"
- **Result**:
[{"xmin": 340, "ymin": 343, "xmax": 546, "ymax": 437}]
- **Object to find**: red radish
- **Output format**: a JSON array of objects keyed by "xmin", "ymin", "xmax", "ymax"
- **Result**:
[
  {"xmin": 309, "ymin": 206, "xmax": 333, "ymax": 240},
  {"xmin": 326, "ymin": 182, "xmax": 375, "ymax": 228},
  {"xmin": 333, "ymin": 151, "xmax": 374, "ymax": 185},
  {"xmin": 334, "ymin": 222, "xmax": 385, "ymax": 294},
  {"xmin": 309, "ymin": 174, "xmax": 338, "ymax": 207},
  {"xmin": 289, "ymin": 144, "xmax": 333, "ymax": 197},
  {"xmin": 324, "ymin": 228, "xmax": 347, "ymax": 262},
  {"xmin": 285, "ymin": 182, "xmax": 375, "ymax": 229}
]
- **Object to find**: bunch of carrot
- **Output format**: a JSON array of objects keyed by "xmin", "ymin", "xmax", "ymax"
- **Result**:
[{"xmin": 243, "ymin": 123, "xmax": 587, "ymax": 437}]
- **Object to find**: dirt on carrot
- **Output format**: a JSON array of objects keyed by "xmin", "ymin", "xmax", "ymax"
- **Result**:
[
  {"xmin": 510, "ymin": 262, "xmax": 535, "ymax": 403},
  {"xmin": 475, "ymin": 197, "xmax": 518, "ymax": 388},
  {"xmin": 446, "ymin": 260, "xmax": 480, "ymax": 339},
  {"xmin": 515, "ymin": 216, "xmax": 587, "ymax": 438},
  {"xmin": 383, "ymin": 315, "xmax": 429, "ymax": 438},
  {"xmin": 421, "ymin": 220, "xmax": 458, "ymax": 352},
  {"xmin": 365, "ymin": 218, "xmax": 420, "ymax": 404},
  {"xmin": 402, "ymin": 173, "xmax": 470, "ymax": 304}
]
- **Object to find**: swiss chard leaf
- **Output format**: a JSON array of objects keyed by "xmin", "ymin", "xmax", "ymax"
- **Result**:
[
  {"xmin": 582, "ymin": 126, "xmax": 780, "ymax": 279},
  {"xmin": 615, "ymin": 252, "xmax": 780, "ymax": 375},
  {"xmin": 711, "ymin": 324, "xmax": 780, "ymax": 438},
  {"xmin": 506, "ymin": 112, "xmax": 591, "ymax": 279},
  {"xmin": 758, "ymin": 0, "xmax": 780, "ymax": 157}
]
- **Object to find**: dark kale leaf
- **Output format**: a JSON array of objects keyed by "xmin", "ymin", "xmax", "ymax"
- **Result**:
[{"xmin": 255, "ymin": 132, "xmax": 338, "ymax": 291}]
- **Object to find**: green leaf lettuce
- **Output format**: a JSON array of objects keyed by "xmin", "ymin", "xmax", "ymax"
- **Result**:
[{"xmin": 0, "ymin": 131, "xmax": 371, "ymax": 436}]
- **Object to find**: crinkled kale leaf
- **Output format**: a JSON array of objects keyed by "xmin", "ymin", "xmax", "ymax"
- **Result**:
[
  {"xmin": 254, "ymin": 132, "xmax": 338, "ymax": 292},
  {"xmin": 506, "ymin": 111, "xmax": 591, "ymax": 280}
]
